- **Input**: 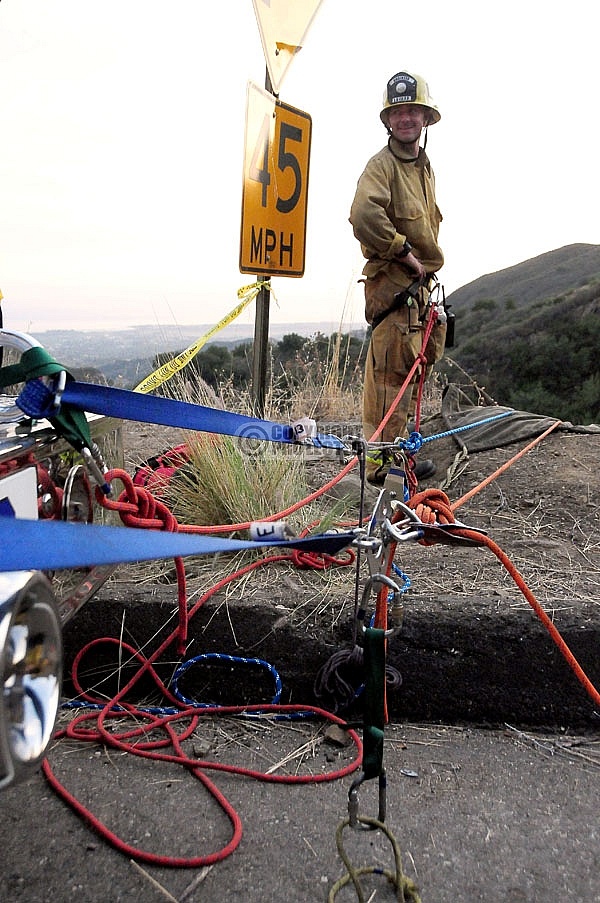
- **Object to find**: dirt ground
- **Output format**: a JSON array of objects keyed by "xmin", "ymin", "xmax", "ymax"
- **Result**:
[{"xmin": 3, "ymin": 720, "xmax": 600, "ymax": 902}]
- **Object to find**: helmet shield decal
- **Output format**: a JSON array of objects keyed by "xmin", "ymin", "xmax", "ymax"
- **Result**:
[{"xmin": 386, "ymin": 73, "xmax": 417, "ymax": 107}]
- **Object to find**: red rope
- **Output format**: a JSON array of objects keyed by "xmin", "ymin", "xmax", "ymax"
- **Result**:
[
  {"xmin": 45, "ymin": 523, "xmax": 360, "ymax": 868},
  {"xmin": 95, "ymin": 470, "xmax": 356, "ymax": 652},
  {"xmin": 112, "ymin": 311, "xmax": 438, "ymax": 537},
  {"xmin": 52, "ymin": 322, "xmax": 578, "ymax": 869},
  {"xmin": 367, "ymin": 309, "xmax": 437, "ymax": 447}
]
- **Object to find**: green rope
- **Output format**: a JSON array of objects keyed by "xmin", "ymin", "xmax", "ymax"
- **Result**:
[
  {"xmin": 0, "ymin": 345, "xmax": 92, "ymax": 452},
  {"xmin": 329, "ymin": 815, "xmax": 421, "ymax": 903}
]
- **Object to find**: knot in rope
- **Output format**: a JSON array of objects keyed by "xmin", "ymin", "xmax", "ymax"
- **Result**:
[
  {"xmin": 95, "ymin": 469, "xmax": 187, "ymax": 653},
  {"xmin": 290, "ymin": 546, "xmax": 355, "ymax": 571},
  {"xmin": 402, "ymin": 431, "xmax": 424, "ymax": 455},
  {"xmin": 406, "ymin": 488, "xmax": 455, "ymax": 546},
  {"xmin": 97, "ymin": 467, "xmax": 179, "ymax": 532},
  {"xmin": 416, "ymin": 347, "xmax": 429, "ymax": 368},
  {"xmin": 330, "ymin": 815, "xmax": 422, "ymax": 902}
]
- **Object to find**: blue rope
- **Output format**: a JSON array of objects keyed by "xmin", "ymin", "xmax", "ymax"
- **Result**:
[
  {"xmin": 386, "ymin": 409, "xmax": 515, "ymax": 456},
  {"xmin": 170, "ymin": 652, "xmax": 283, "ymax": 707},
  {"xmin": 61, "ymin": 653, "xmax": 284, "ymax": 717},
  {"xmin": 62, "ymin": 700, "xmax": 181, "ymax": 715},
  {"xmin": 390, "ymin": 563, "xmax": 411, "ymax": 594},
  {"xmin": 419, "ymin": 408, "xmax": 515, "ymax": 444}
]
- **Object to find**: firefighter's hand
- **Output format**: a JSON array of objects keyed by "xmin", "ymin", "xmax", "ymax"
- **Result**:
[{"xmin": 404, "ymin": 251, "xmax": 426, "ymax": 280}]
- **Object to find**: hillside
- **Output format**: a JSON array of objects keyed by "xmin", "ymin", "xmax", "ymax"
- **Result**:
[
  {"xmin": 444, "ymin": 243, "xmax": 600, "ymax": 424},
  {"xmin": 445, "ymin": 242, "xmax": 600, "ymax": 312},
  {"xmin": 27, "ymin": 321, "xmax": 356, "ymax": 369}
]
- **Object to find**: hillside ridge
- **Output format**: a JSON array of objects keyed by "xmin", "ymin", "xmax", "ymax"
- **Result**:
[{"xmin": 446, "ymin": 242, "xmax": 600, "ymax": 311}]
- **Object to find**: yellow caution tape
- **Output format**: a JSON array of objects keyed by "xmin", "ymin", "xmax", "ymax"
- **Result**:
[{"xmin": 133, "ymin": 282, "xmax": 272, "ymax": 394}]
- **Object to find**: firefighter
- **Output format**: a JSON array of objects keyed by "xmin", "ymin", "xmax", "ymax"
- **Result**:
[{"xmin": 350, "ymin": 71, "xmax": 446, "ymax": 484}]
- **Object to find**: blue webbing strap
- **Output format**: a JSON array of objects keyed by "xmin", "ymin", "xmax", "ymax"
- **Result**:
[
  {"xmin": 0, "ymin": 518, "xmax": 356, "ymax": 572},
  {"xmin": 16, "ymin": 379, "xmax": 345, "ymax": 450}
]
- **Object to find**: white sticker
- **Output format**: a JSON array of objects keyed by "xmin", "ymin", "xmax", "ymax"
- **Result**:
[{"xmin": 0, "ymin": 466, "xmax": 38, "ymax": 519}]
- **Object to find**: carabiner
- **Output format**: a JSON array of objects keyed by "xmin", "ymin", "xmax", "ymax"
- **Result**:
[
  {"xmin": 81, "ymin": 443, "xmax": 111, "ymax": 496},
  {"xmin": 357, "ymin": 574, "xmax": 404, "ymax": 638},
  {"xmin": 386, "ymin": 500, "xmax": 488, "ymax": 547},
  {"xmin": 348, "ymin": 768, "xmax": 387, "ymax": 828},
  {"xmin": 52, "ymin": 369, "xmax": 67, "ymax": 411}
]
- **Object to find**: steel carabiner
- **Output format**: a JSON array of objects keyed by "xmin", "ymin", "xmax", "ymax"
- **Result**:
[{"xmin": 348, "ymin": 767, "xmax": 387, "ymax": 828}]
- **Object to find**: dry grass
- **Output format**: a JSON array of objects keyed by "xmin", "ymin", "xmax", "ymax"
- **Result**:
[
  {"xmin": 164, "ymin": 432, "xmax": 310, "ymax": 529},
  {"xmin": 118, "ymin": 332, "xmax": 446, "ymax": 592},
  {"xmin": 285, "ymin": 330, "xmax": 366, "ymax": 423},
  {"xmin": 153, "ymin": 372, "xmax": 310, "ymax": 531},
  {"xmin": 147, "ymin": 337, "xmax": 366, "ymax": 536},
  {"xmin": 117, "ymin": 360, "xmax": 358, "ymax": 593}
]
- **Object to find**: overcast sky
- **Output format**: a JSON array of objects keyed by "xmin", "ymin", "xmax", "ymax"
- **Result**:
[{"xmin": 1, "ymin": 0, "xmax": 598, "ymax": 337}]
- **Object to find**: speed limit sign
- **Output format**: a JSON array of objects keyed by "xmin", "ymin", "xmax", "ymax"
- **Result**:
[{"xmin": 240, "ymin": 82, "xmax": 312, "ymax": 277}]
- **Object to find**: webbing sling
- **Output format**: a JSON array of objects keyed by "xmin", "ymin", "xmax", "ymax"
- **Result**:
[
  {"xmin": 0, "ymin": 517, "xmax": 356, "ymax": 573},
  {"xmin": 2, "ymin": 347, "xmax": 345, "ymax": 450},
  {"xmin": 362, "ymin": 626, "xmax": 386, "ymax": 780}
]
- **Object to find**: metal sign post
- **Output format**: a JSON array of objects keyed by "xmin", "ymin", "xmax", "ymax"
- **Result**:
[
  {"xmin": 251, "ymin": 274, "xmax": 271, "ymax": 416},
  {"xmin": 248, "ymin": 69, "xmax": 274, "ymax": 417}
]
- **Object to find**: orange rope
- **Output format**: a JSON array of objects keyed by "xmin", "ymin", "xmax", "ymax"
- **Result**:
[
  {"xmin": 451, "ymin": 419, "xmax": 562, "ymax": 512},
  {"xmin": 402, "ymin": 487, "xmax": 600, "ymax": 710},
  {"xmin": 460, "ymin": 528, "xmax": 600, "ymax": 709},
  {"xmin": 161, "ymin": 321, "xmax": 434, "ymax": 535}
]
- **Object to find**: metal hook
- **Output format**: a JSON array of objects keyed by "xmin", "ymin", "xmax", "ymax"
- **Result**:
[
  {"xmin": 348, "ymin": 768, "xmax": 387, "ymax": 828},
  {"xmin": 52, "ymin": 369, "xmax": 67, "ymax": 410},
  {"xmin": 385, "ymin": 500, "xmax": 488, "ymax": 547},
  {"xmin": 356, "ymin": 574, "xmax": 404, "ymax": 638}
]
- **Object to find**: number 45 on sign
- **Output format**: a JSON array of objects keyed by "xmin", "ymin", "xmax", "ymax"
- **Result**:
[{"xmin": 239, "ymin": 82, "xmax": 312, "ymax": 278}]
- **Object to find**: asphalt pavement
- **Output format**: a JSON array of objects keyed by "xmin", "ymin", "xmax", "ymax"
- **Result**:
[{"xmin": 2, "ymin": 720, "xmax": 599, "ymax": 902}]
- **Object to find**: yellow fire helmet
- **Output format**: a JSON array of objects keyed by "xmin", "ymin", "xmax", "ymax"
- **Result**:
[{"xmin": 380, "ymin": 71, "xmax": 441, "ymax": 127}]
